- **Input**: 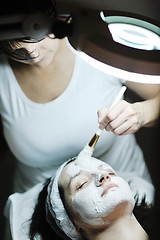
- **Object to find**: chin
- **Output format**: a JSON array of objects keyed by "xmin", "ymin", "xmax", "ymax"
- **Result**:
[
  {"xmin": 81, "ymin": 201, "xmax": 134, "ymax": 228},
  {"xmin": 34, "ymin": 54, "xmax": 54, "ymax": 67},
  {"xmin": 34, "ymin": 60, "xmax": 50, "ymax": 68},
  {"xmin": 102, "ymin": 200, "xmax": 134, "ymax": 223}
]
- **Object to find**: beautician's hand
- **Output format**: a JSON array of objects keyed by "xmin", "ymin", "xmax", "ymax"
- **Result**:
[{"xmin": 98, "ymin": 100, "xmax": 144, "ymax": 135}]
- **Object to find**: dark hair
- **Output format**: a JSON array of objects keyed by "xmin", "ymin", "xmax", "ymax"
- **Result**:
[
  {"xmin": 0, "ymin": 0, "xmax": 55, "ymax": 60},
  {"xmin": 29, "ymin": 178, "xmax": 65, "ymax": 240},
  {"xmin": 29, "ymin": 156, "xmax": 76, "ymax": 240},
  {"xmin": 29, "ymin": 177, "xmax": 154, "ymax": 240}
]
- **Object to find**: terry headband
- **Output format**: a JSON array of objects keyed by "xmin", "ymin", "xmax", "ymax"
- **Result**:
[{"xmin": 45, "ymin": 158, "xmax": 82, "ymax": 240}]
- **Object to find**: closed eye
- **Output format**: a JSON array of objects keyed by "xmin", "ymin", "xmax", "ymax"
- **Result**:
[
  {"xmin": 77, "ymin": 181, "xmax": 88, "ymax": 190},
  {"xmin": 108, "ymin": 172, "xmax": 116, "ymax": 176}
]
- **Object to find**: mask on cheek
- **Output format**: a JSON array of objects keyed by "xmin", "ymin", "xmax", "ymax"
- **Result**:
[{"xmin": 71, "ymin": 176, "xmax": 135, "ymax": 226}]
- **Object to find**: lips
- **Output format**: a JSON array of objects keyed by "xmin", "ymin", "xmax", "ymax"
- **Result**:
[
  {"xmin": 101, "ymin": 183, "xmax": 118, "ymax": 197},
  {"xmin": 37, "ymin": 56, "xmax": 45, "ymax": 63}
]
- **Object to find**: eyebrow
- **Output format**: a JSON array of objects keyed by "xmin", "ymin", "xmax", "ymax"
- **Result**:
[
  {"xmin": 68, "ymin": 171, "xmax": 81, "ymax": 188},
  {"xmin": 99, "ymin": 165, "xmax": 115, "ymax": 173}
]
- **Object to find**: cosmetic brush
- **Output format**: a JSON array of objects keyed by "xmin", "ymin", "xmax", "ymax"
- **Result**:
[
  {"xmin": 76, "ymin": 86, "xmax": 127, "ymax": 164},
  {"xmin": 88, "ymin": 86, "xmax": 127, "ymax": 153}
]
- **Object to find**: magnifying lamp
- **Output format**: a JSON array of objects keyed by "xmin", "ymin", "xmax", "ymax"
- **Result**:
[
  {"xmin": 55, "ymin": 0, "xmax": 160, "ymax": 83},
  {"xmin": 0, "ymin": 0, "xmax": 160, "ymax": 83}
]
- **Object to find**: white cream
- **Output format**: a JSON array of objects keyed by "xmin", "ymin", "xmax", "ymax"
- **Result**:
[
  {"xmin": 66, "ymin": 145, "xmax": 93, "ymax": 177},
  {"xmin": 75, "ymin": 144, "xmax": 93, "ymax": 167},
  {"xmin": 72, "ymin": 175, "xmax": 135, "ymax": 226},
  {"xmin": 67, "ymin": 156, "xmax": 115, "ymax": 177},
  {"xmin": 66, "ymin": 158, "xmax": 135, "ymax": 226},
  {"xmin": 75, "ymin": 144, "xmax": 115, "ymax": 172}
]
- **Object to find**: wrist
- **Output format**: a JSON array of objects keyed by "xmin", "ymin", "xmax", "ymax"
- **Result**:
[{"xmin": 134, "ymin": 97, "xmax": 160, "ymax": 127}]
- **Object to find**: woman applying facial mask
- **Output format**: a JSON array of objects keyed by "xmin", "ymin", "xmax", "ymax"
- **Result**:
[
  {"xmin": 6, "ymin": 157, "xmax": 154, "ymax": 240},
  {"xmin": 0, "ymin": 0, "xmax": 160, "ymax": 197}
]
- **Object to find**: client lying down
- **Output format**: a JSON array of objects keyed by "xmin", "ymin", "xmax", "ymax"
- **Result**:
[{"xmin": 6, "ymin": 157, "xmax": 154, "ymax": 240}]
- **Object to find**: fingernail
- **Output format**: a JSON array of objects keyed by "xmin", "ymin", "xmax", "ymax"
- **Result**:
[{"xmin": 99, "ymin": 124, "xmax": 105, "ymax": 130}]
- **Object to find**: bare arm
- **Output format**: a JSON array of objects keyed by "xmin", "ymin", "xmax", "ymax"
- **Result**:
[{"xmin": 125, "ymin": 81, "xmax": 160, "ymax": 126}]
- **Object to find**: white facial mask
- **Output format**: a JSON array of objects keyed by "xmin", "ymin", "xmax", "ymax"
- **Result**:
[
  {"xmin": 67, "ymin": 156, "xmax": 115, "ymax": 178},
  {"xmin": 72, "ymin": 176, "xmax": 135, "ymax": 225},
  {"xmin": 76, "ymin": 145, "xmax": 93, "ymax": 166},
  {"xmin": 67, "ymin": 158, "xmax": 135, "ymax": 226}
]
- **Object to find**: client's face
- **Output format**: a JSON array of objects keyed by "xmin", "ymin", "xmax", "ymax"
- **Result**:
[{"xmin": 59, "ymin": 157, "xmax": 135, "ymax": 228}]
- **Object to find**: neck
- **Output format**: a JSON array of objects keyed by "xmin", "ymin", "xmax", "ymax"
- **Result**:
[{"xmin": 87, "ymin": 215, "xmax": 148, "ymax": 240}]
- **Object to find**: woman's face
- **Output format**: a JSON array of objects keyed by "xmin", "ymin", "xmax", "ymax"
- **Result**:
[
  {"xmin": 59, "ymin": 158, "xmax": 135, "ymax": 228},
  {"xmin": 11, "ymin": 34, "xmax": 59, "ymax": 67}
]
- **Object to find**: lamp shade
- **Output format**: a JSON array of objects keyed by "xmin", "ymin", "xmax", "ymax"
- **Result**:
[{"xmin": 56, "ymin": 0, "xmax": 160, "ymax": 83}]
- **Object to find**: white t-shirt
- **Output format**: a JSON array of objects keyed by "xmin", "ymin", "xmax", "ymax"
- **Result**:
[{"xmin": 0, "ymin": 53, "xmax": 151, "ymax": 192}]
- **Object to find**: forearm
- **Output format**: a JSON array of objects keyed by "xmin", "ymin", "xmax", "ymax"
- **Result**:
[
  {"xmin": 98, "ymin": 90, "xmax": 160, "ymax": 135},
  {"xmin": 133, "ymin": 94, "xmax": 160, "ymax": 127}
]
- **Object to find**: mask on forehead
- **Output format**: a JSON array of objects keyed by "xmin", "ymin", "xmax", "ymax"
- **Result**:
[{"xmin": 67, "ymin": 155, "xmax": 115, "ymax": 177}]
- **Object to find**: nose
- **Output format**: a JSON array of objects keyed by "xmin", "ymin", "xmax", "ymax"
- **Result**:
[
  {"xmin": 27, "ymin": 45, "xmax": 38, "ymax": 57},
  {"xmin": 98, "ymin": 173, "xmax": 110, "ymax": 186}
]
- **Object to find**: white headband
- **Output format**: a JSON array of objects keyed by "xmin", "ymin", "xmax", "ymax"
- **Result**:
[{"xmin": 46, "ymin": 159, "xmax": 82, "ymax": 240}]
